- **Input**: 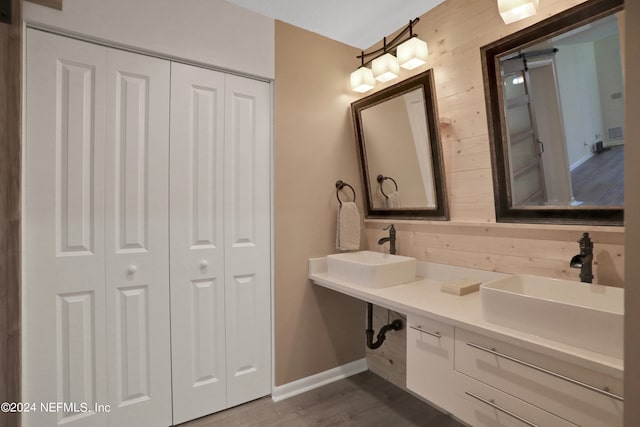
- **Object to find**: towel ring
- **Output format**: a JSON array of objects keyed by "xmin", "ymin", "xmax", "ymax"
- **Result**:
[
  {"xmin": 335, "ymin": 180, "xmax": 356, "ymax": 206},
  {"xmin": 377, "ymin": 175, "xmax": 398, "ymax": 200}
]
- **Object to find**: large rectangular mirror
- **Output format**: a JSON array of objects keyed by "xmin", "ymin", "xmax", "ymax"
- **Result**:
[
  {"xmin": 351, "ymin": 70, "xmax": 449, "ymax": 220},
  {"xmin": 482, "ymin": 0, "xmax": 624, "ymax": 225}
]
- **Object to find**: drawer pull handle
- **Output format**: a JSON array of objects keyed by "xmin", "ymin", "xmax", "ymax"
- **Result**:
[
  {"xmin": 410, "ymin": 325, "xmax": 441, "ymax": 339},
  {"xmin": 466, "ymin": 342, "xmax": 624, "ymax": 402},
  {"xmin": 465, "ymin": 391, "xmax": 538, "ymax": 427}
]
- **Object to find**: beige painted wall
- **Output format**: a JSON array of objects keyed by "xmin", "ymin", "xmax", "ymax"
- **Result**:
[
  {"xmin": 624, "ymin": 0, "xmax": 640, "ymax": 424},
  {"xmin": 274, "ymin": 22, "xmax": 366, "ymax": 386}
]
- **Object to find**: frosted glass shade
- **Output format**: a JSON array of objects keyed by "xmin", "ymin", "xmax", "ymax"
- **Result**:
[
  {"xmin": 397, "ymin": 37, "xmax": 429, "ymax": 70},
  {"xmin": 372, "ymin": 53, "xmax": 400, "ymax": 82},
  {"xmin": 498, "ymin": 0, "xmax": 539, "ymax": 24},
  {"xmin": 350, "ymin": 67, "xmax": 375, "ymax": 93}
]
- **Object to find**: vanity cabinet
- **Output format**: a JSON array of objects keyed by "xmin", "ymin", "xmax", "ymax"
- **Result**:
[{"xmin": 408, "ymin": 320, "xmax": 623, "ymax": 427}]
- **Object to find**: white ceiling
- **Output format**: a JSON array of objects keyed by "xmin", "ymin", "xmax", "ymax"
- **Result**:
[{"xmin": 225, "ymin": 0, "xmax": 445, "ymax": 50}]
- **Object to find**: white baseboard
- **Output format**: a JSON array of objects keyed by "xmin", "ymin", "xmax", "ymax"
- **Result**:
[
  {"xmin": 271, "ymin": 358, "xmax": 368, "ymax": 402},
  {"xmin": 570, "ymin": 152, "xmax": 594, "ymax": 171}
]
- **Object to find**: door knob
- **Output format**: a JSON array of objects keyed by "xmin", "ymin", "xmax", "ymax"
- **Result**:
[
  {"xmin": 127, "ymin": 265, "xmax": 138, "ymax": 276},
  {"xmin": 199, "ymin": 260, "xmax": 209, "ymax": 271}
]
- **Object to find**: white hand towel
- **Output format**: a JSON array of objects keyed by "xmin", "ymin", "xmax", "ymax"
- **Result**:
[
  {"xmin": 385, "ymin": 191, "xmax": 400, "ymax": 208},
  {"xmin": 336, "ymin": 202, "xmax": 361, "ymax": 251}
]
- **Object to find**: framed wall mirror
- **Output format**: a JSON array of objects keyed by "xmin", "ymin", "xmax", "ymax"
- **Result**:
[
  {"xmin": 351, "ymin": 70, "xmax": 449, "ymax": 220},
  {"xmin": 482, "ymin": 0, "xmax": 624, "ymax": 225}
]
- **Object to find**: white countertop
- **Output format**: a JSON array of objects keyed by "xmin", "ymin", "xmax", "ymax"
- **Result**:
[{"xmin": 309, "ymin": 257, "xmax": 623, "ymax": 379}]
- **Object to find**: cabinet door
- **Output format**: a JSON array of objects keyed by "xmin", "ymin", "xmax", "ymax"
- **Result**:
[
  {"xmin": 169, "ymin": 63, "xmax": 227, "ymax": 424},
  {"xmin": 24, "ymin": 29, "xmax": 108, "ymax": 427},
  {"xmin": 224, "ymin": 75, "xmax": 272, "ymax": 406},
  {"xmin": 104, "ymin": 49, "xmax": 172, "ymax": 427},
  {"xmin": 406, "ymin": 314, "xmax": 455, "ymax": 412}
]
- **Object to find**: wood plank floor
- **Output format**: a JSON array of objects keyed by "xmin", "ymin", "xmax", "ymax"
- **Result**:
[
  {"xmin": 571, "ymin": 145, "xmax": 624, "ymax": 206},
  {"xmin": 177, "ymin": 371, "xmax": 464, "ymax": 427}
]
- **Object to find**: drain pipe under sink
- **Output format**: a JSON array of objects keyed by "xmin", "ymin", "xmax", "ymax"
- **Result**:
[{"xmin": 366, "ymin": 303, "xmax": 403, "ymax": 350}]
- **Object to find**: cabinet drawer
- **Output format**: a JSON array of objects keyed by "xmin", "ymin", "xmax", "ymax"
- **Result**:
[
  {"xmin": 455, "ymin": 328, "xmax": 623, "ymax": 427},
  {"xmin": 406, "ymin": 314, "xmax": 455, "ymax": 411},
  {"xmin": 454, "ymin": 372, "xmax": 578, "ymax": 427}
]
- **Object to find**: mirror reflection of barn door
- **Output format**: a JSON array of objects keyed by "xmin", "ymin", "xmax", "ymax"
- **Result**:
[
  {"xmin": 527, "ymin": 59, "xmax": 575, "ymax": 205},
  {"xmin": 502, "ymin": 57, "xmax": 546, "ymax": 205}
]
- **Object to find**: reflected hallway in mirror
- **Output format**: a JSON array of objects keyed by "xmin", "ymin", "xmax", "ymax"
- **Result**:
[
  {"xmin": 499, "ymin": 12, "xmax": 624, "ymax": 208},
  {"xmin": 482, "ymin": 0, "xmax": 624, "ymax": 224}
]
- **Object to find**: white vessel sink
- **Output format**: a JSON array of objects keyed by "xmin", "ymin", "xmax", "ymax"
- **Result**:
[
  {"xmin": 326, "ymin": 251, "xmax": 416, "ymax": 288},
  {"xmin": 481, "ymin": 275, "xmax": 623, "ymax": 358}
]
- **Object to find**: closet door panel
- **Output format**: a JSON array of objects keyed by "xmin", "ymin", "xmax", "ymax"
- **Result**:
[
  {"xmin": 224, "ymin": 75, "xmax": 272, "ymax": 407},
  {"xmin": 24, "ymin": 29, "xmax": 108, "ymax": 427},
  {"xmin": 104, "ymin": 49, "xmax": 172, "ymax": 427},
  {"xmin": 170, "ymin": 62, "xmax": 227, "ymax": 424}
]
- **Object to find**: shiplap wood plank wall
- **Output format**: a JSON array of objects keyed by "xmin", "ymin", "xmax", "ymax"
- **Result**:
[
  {"xmin": 0, "ymin": 1, "xmax": 22, "ymax": 426},
  {"xmin": 367, "ymin": 224, "xmax": 623, "ymax": 285},
  {"xmin": 362, "ymin": 0, "xmax": 624, "ymax": 287}
]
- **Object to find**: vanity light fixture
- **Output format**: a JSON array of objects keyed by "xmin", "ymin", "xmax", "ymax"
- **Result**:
[
  {"xmin": 498, "ymin": 0, "xmax": 539, "ymax": 24},
  {"xmin": 350, "ymin": 18, "xmax": 427, "ymax": 93}
]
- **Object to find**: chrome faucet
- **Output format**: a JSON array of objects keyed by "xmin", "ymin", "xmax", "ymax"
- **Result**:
[
  {"xmin": 570, "ymin": 232, "xmax": 594, "ymax": 283},
  {"xmin": 377, "ymin": 224, "xmax": 396, "ymax": 255}
]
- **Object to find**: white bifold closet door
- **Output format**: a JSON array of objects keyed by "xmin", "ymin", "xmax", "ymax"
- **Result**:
[
  {"xmin": 25, "ymin": 29, "xmax": 109, "ymax": 427},
  {"xmin": 24, "ymin": 29, "xmax": 172, "ymax": 427},
  {"xmin": 170, "ymin": 63, "xmax": 272, "ymax": 424},
  {"xmin": 223, "ymin": 73, "xmax": 272, "ymax": 408},
  {"xmin": 169, "ymin": 63, "xmax": 227, "ymax": 423},
  {"xmin": 104, "ymin": 48, "xmax": 172, "ymax": 427}
]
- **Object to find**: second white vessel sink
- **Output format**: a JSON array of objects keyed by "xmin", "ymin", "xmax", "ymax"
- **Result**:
[
  {"xmin": 326, "ymin": 251, "xmax": 416, "ymax": 288},
  {"xmin": 481, "ymin": 274, "xmax": 624, "ymax": 358}
]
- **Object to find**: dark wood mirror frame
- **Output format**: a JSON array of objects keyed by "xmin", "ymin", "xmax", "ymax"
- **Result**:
[
  {"xmin": 351, "ymin": 69, "xmax": 449, "ymax": 220},
  {"xmin": 481, "ymin": 0, "xmax": 624, "ymax": 226}
]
